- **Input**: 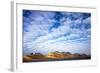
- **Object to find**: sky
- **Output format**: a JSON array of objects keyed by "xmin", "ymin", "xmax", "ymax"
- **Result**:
[{"xmin": 23, "ymin": 10, "xmax": 91, "ymax": 55}]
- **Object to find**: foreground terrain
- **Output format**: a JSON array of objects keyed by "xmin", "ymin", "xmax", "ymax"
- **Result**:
[{"xmin": 23, "ymin": 51, "xmax": 91, "ymax": 62}]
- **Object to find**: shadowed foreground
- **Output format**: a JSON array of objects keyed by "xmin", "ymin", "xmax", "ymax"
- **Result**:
[{"xmin": 23, "ymin": 51, "xmax": 91, "ymax": 62}]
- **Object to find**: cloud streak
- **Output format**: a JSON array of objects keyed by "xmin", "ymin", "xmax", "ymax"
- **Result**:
[{"xmin": 23, "ymin": 10, "xmax": 91, "ymax": 55}]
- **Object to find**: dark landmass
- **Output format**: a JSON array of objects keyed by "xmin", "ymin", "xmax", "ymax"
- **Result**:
[{"xmin": 23, "ymin": 51, "xmax": 91, "ymax": 62}]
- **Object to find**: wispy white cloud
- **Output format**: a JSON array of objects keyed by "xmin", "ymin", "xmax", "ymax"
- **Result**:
[{"xmin": 23, "ymin": 10, "xmax": 91, "ymax": 55}]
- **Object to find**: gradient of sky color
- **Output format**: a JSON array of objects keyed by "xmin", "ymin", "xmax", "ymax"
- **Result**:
[{"xmin": 23, "ymin": 10, "xmax": 91, "ymax": 55}]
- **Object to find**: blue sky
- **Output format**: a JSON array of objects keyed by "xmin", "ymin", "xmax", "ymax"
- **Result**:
[{"xmin": 23, "ymin": 10, "xmax": 91, "ymax": 55}]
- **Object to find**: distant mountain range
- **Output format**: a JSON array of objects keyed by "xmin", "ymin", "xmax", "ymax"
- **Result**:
[{"xmin": 23, "ymin": 51, "xmax": 91, "ymax": 62}]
